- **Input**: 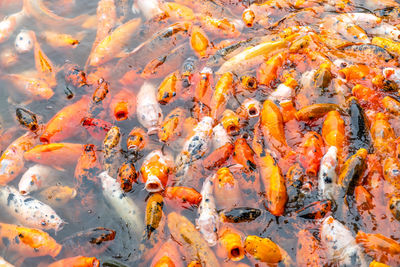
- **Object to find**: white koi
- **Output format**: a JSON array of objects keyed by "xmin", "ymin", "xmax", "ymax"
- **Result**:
[
  {"xmin": 136, "ymin": 81, "xmax": 163, "ymax": 135},
  {"xmin": 321, "ymin": 216, "xmax": 367, "ymax": 267},
  {"xmin": 0, "ymin": 185, "xmax": 65, "ymax": 232},
  {"xmin": 212, "ymin": 123, "xmax": 231, "ymax": 150},
  {"xmin": 176, "ymin": 116, "xmax": 213, "ymax": 170},
  {"xmin": 18, "ymin": 164, "xmax": 59, "ymax": 195},
  {"xmin": 99, "ymin": 171, "xmax": 143, "ymax": 239},
  {"xmin": 367, "ymin": 23, "xmax": 400, "ymax": 42},
  {"xmin": 14, "ymin": 29, "xmax": 34, "ymax": 54},
  {"xmin": 318, "ymin": 146, "xmax": 339, "ymax": 200},
  {"xmin": 196, "ymin": 176, "xmax": 219, "ymax": 246}
]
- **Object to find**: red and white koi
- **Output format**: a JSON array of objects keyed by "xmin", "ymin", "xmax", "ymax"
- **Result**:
[
  {"xmin": 0, "ymin": 185, "xmax": 65, "ymax": 232},
  {"xmin": 383, "ymin": 67, "xmax": 400, "ymax": 85},
  {"xmin": 196, "ymin": 176, "xmax": 219, "ymax": 247},
  {"xmin": 140, "ymin": 150, "xmax": 173, "ymax": 192},
  {"xmin": 136, "ymin": 81, "xmax": 163, "ymax": 135},
  {"xmin": 321, "ymin": 216, "xmax": 367, "ymax": 267}
]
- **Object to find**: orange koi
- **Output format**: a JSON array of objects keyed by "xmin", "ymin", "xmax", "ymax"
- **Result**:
[
  {"xmin": 383, "ymin": 96, "xmax": 400, "ymax": 116},
  {"xmin": 141, "ymin": 43, "xmax": 189, "ymax": 79},
  {"xmin": 296, "ymin": 229, "xmax": 323, "ymax": 266},
  {"xmin": 190, "ymin": 25, "xmax": 209, "ymax": 58},
  {"xmin": 298, "ymin": 131, "xmax": 324, "ymax": 176},
  {"xmin": 164, "ymin": 186, "xmax": 202, "ymax": 207},
  {"xmin": 24, "ymin": 143, "xmax": 84, "ymax": 169},
  {"xmin": 244, "ymin": 235, "xmax": 282, "ymax": 264},
  {"xmin": 140, "ymin": 150, "xmax": 173, "ymax": 192},
  {"xmin": 47, "ymin": 256, "xmax": 100, "ymax": 267},
  {"xmin": 74, "ymin": 144, "xmax": 100, "ymax": 188},
  {"xmin": 258, "ymin": 152, "xmax": 287, "ymax": 216},
  {"xmin": 0, "ymin": 222, "xmax": 62, "ymax": 258},
  {"xmin": 40, "ymin": 96, "xmax": 90, "ymax": 143},
  {"xmin": 158, "ymin": 107, "xmax": 186, "ymax": 143},
  {"xmin": 210, "ymin": 72, "xmax": 234, "ymax": 119},
  {"xmin": 200, "ymin": 16, "xmax": 240, "ymax": 38},
  {"xmin": 3, "ymin": 73, "xmax": 54, "ymax": 100},
  {"xmin": 151, "ymin": 239, "xmax": 183, "ymax": 267},
  {"xmin": 40, "ymin": 31, "xmax": 84, "ymax": 49},
  {"xmin": 217, "ymin": 227, "xmax": 245, "ymax": 261},
  {"xmin": 322, "ymin": 110, "xmax": 345, "ymax": 151},
  {"xmin": 242, "ymin": 9, "xmax": 255, "ymax": 27},
  {"xmin": 220, "ymin": 109, "xmax": 240, "ymax": 135},
  {"xmin": 356, "ymin": 231, "xmax": 400, "ymax": 261},
  {"xmin": 117, "ymin": 161, "xmax": 138, "ymax": 192},
  {"xmin": 89, "ymin": 18, "xmax": 141, "ymax": 66},
  {"xmin": 260, "ymin": 100, "xmax": 288, "ymax": 155},
  {"xmin": 239, "ymin": 75, "xmax": 258, "ymax": 92},
  {"xmin": 213, "ymin": 167, "xmax": 242, "ymax": 210},
  {"xmin": 257, "ymin": 51, "xmax": 286, "ymax": 87},
  {"xmin": 167, "ymin": 212, "xmax": 220, "ymax": 266},
  {"xmin": 31, "ymin": 31, "xmax": 57, "ymax": 87},
  {"xmin": 109, "ymin": 89, "xmax": 136, "ymax": 121},
  {"xmin": 157, "ymin": 72, "xmax": 178, "ymax": 105},
  {"xmin": 203, "ymin": 143, "xmax": 234, "ymax": 170},
  {"xmin": 352, "ymin": 84, "xmax": 382, "ymax": 109},
  {"xmin": 127, "ymin": 127, "xmax": 148, "ymax": 153},
  {"xmin": 371, "ymin": 113, "xmax": 396, "ymax": 159}
]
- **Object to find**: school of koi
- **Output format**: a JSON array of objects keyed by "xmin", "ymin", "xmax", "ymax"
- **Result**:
[{"xmin": 2, "ymin": 0, "xmax": 400, "ymax": 266}]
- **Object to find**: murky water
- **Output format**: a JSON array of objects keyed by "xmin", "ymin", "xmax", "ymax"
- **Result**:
[{"xmin": 1, "ymin": 0, "xmax": 400, "ymax": 266}]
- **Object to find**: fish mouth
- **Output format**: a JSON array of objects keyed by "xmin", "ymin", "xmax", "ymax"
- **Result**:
[
  {"xmin": 247, "ymin": 106, "xmax": 260, "ymax": 117},
  {"xmin": 19, "ymin": 190, "xmax": 28, "ymax": 195},
  {"xmin": 147, "ymin": 126, "xmax": 159, "ymax": 135},
  {"xmin": 144, "ymin": 176, "xmax": 164, "ymax": 192},
  {"xmin": 229, "ymin": 245, "xmax": 245, "ymax": 261}
]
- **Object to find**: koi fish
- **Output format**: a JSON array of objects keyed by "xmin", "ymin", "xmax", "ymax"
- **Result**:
[
  {"xmin": 0, "ymin": 222, "xmax": 62, "ymax": 258},
  {"xmin": 18, "ymin": 164, "xmax": 59, "ymax": 195},
  {"xmin": 140, "ymin": 150, "xmax": 173, "ymax": 192},
  {"xmin": 60, "ymin": 227, "xmax": 116, "ymax": 257},
  {"xmin": 89, "ymin": 18, "xmax": 141, "ymax": 66},
  {"xmin": 47, "ymin": 256, "xmax": 100, "ymax": 267},
  {"xmin": 0, "ymin": 131, "xmax": 38, "ymax": 185},
  {"xmin": 175, "ymin": 116, "xmax": 213, "ymax": 176},
  {"xmin": 14, "ymin": 30, "xmax": 34, "ymax": 53},
  {"xmin": 167, "ymin": 212, "xmax": 220, "ymax": 267},
  {"xmin": 318, "ymin": 146, "xmax": 339, "ymax": 200},
  {"xmin": 321, "ymin": 216, "xmax": 367, "ymax": 267},
  {"xmin": 0, "ymin": 185, "xmax": 65, "ymax": 231},
  {"xmin": 136, "ymin": 81, "xmax": 163, "ymax": 135},
  {"xmin": 99, "ymin": 171, "xmax": 144, "ymax": 239},
  {"xmin": 24, "ymin": 143, "xmax": 84, "ymax": 169},
  {"xmin": 196, "ymin": 176, "xmax": 219, "ymax": 246}
]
